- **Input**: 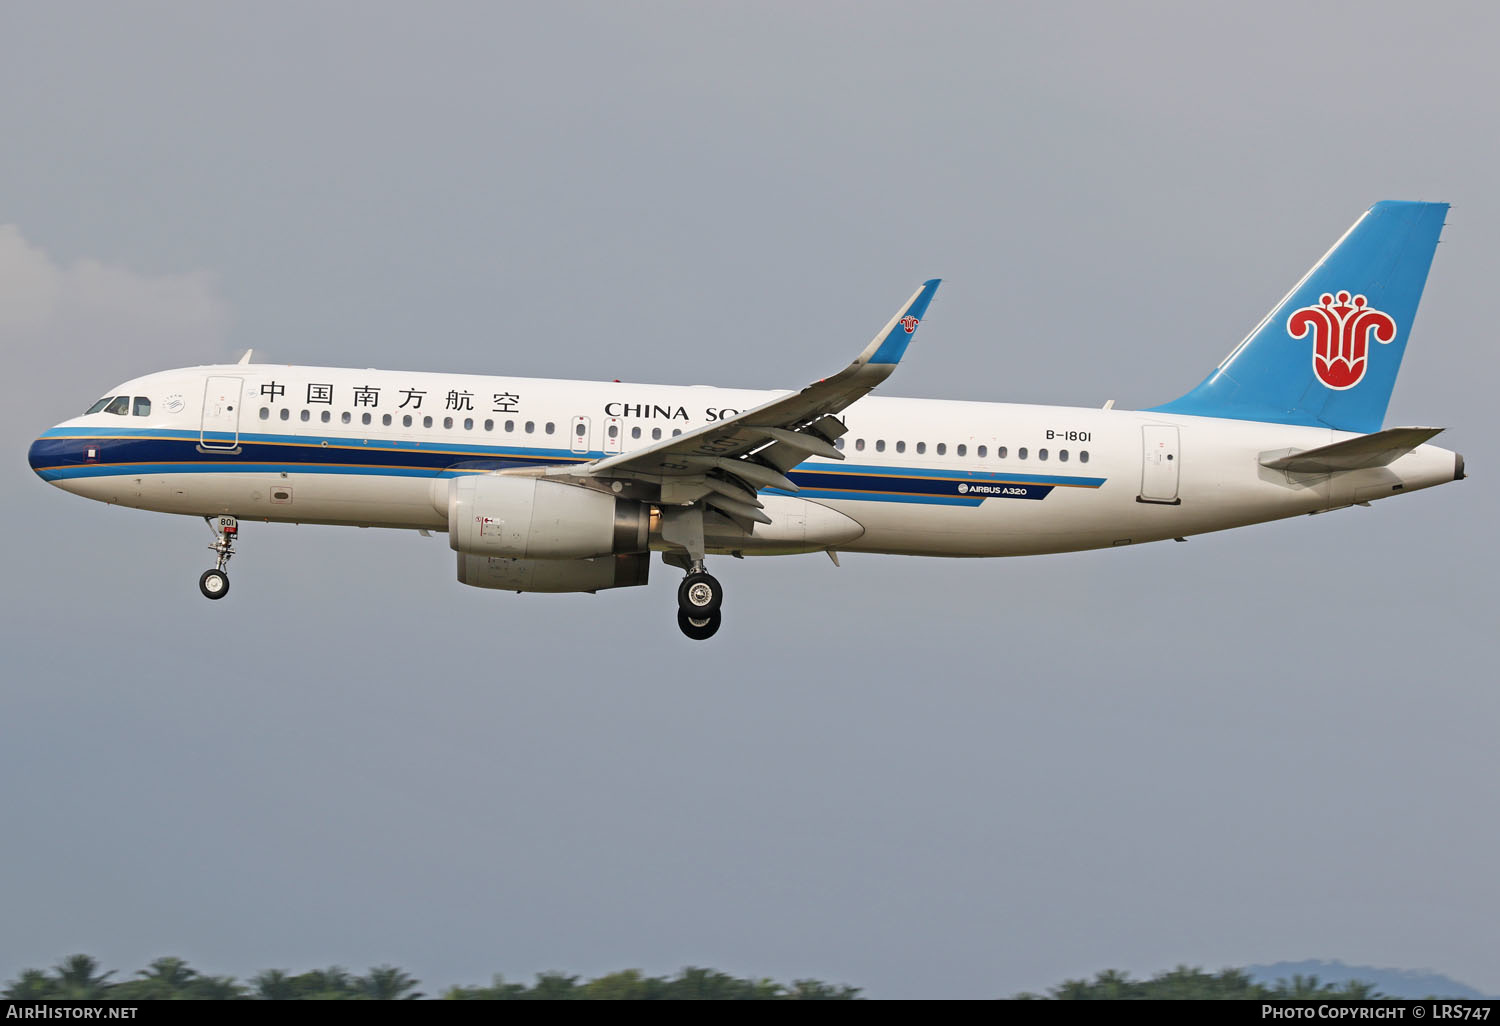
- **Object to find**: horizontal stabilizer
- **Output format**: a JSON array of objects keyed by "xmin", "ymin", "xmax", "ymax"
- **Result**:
[{"xmin": 1260, "ymin": 426, "xmax": 1444, "ymax": 473}]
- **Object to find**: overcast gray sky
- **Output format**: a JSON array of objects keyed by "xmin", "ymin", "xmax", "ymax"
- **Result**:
[{"xmin": 3, "ymin": 1, "xmax": 1496, "ymax": 999}]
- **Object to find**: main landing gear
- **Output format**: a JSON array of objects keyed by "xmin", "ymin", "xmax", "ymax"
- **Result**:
[
  {"xmin": 198, "ymin": 515, "xmax": 238, "ymax": 600},
  {"xmin": 675, "ymin": 562, "xmax": 724, "ymax": 641},
  {"xmin": 661, "ymin": 507, "xmax": 724, "ymax": 640}
]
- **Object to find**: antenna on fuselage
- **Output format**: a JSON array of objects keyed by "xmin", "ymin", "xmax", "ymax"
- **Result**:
[{"xmin": 237, "ymin": 349, "xmax": 254, "ymax": 365}]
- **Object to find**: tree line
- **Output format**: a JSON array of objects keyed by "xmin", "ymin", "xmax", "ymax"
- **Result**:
[
  {"xmin": 1, "ymin": 956, "xmax": 859, "ymax": 1000},
  {"xmin": 3, "ymin": 957, "xmax": 1398, "ymax": 1000},
  {"xmin": 1015, "ymin": 967, "xmax": 1386, "ymax": 1000}
]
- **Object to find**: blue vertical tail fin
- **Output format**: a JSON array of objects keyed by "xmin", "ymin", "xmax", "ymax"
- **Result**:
[{"xmin": 1150, "ymin": 201, "xmax": 1448, "ymax": 433}]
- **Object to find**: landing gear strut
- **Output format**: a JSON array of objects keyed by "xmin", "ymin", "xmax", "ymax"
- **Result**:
[
  {"xmin": 199, "ymin": 515, "xmax": 238, "ymax": 600},
  {"xmin": 662, "ymin": 507, "xmax": 725, "ymax": 640},
  {"xmin": 675, "ymin": 561, "xmax": 724, "ymax": 640}
]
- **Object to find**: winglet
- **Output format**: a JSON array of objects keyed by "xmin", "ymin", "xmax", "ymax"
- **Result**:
[{"xmin": 862, "ymin": 279, "xmax": 941, "ymax": 366}]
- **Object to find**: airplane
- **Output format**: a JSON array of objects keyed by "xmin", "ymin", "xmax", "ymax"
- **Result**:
[{"xmin": 28, "ymin": 201, "xmax": 1463, "ymax": 640}]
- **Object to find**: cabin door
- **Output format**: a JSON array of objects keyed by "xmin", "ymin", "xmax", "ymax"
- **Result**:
[
  {"xmin": 1139, "ymin": 425, "xmax": 1181, "ymax": 504},
  {"xmin": 200, "ymin": 376, "xmax": 243, "ymax": 451}
]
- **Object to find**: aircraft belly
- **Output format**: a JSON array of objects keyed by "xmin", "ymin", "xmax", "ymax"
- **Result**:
[
  {"xmin": 825, "ymin": 466, "xmax": 1349, "ymax": 558},
  {"xmin": 94, "ymin": 472, "xmax": 447, "ymax": 529},
  {"xmin": 829, "ymin": 493, "xmax": 1111, "ymax": 557}
]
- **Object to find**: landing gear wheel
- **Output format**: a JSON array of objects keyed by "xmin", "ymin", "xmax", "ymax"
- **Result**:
[
  {"xmin": 678, "ymin": 608, "xmax": 722, "ymax": 641},
  {"xmin": 199, "ymin": 569, "xmax": 230, "ymax": 600},
  {"xmin": 677, "ymin": 571, "xmax": 723, "ymax": 617}
]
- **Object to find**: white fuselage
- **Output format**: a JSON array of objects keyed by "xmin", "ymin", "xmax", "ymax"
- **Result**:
[{"xmin": 30, "ymin": 363, "xmax": 1461, "ymax": 559}]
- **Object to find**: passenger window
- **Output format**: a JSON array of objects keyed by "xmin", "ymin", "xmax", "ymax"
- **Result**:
[
  {"xmin": 916, "ymin": 442, "xmax": 926, "ymax": 454},
  {"xmin": 671, "ymin": 429, "xmax": 682, "ymax": 437},
  {"xmin": 936, "ymin": 443, "xmax": 946, "ymax": 455},
  {"xmin": 105, "ymin": 396, "xmax": 131, "ymax": 416},
  {"xmin": 302, "ymin": 410, "xmax": 312, "ymax": 423},
  {"xmin": 259, "ymin": 408, "xmax": 270, "ymax": 420},
  {"xmin": 957, "ymin": 444, "xmax": 967, "ymax": 457},
  {"xmin": 875, "ymin": 440, "xmax": 885, "ymax": 453},
  {"xmin": 547, "ymin": 422, "xmax": 556, "ymax": 435},
  {"xmin": 361, "ymin": 412, "xmax": 372, "ymax": 426},
  {"xmin": 631, "ymin": 426, "xmax": 641, "ymax": 440},
  {"xmin": 341, "ymin": 412, "xmax": 352, "ymax": 424},
  {"xmin": 443, "ymin": 416, "xmax": 454, "ymax": 429},
  {"xmin": 607, "ymin": 424, "xmax": 619, "ymax": 439},
  {"xmin": 1080, "ymin": 451, "xmax": 1090, "ymax": 463},
  {"xmin": 652, "ymin": 427, "xmax": 662, "ymax": 440},
  {"xmin": 464, "ymin": 418, "xmax": 473, "ymax": 430},
  {"xmin": 1018, "ymin": 447, "xmax": 1028, "ymax": 459},
  {"xmin": 997, "ymin": 446, "xmax": 1008, "ymax": 459},
  {"xmin": 483, "ymin": 419, "xmax": 493, "ymax": 431},
  {"xmin": 855, "ymin": 438, "xmax": 866, "ymax": 451},
  {"xmin": 86, "ymin": 397, "xmax": 113, "ymax": 414},
  {"xmin": 279, "ymin": 408, "xmax": 290, "ymax": 421},
  {"xmin": 1039, "ymin": 448, "xmax": 1048, "ymax": 461},
  {"xmin": 896, "ymin": 441, "xmax": 906, "ymax": 454},
  {"xmin": 1059, "ymin": 449, "xmax": 1069, "ymax": 462},
  {"xmin": 525, "ymin": 421, "xmax": 535, "ymax": 433},
  {"xmin": 321, "ymin": 410, "xmax": 331, "ymax": 423},
  {"xmin": 576, "ymin": 423, "xmax": 586, "ymax": 437},
  {"xmin": 835, "ymin": 438, "xmax": 845, "ymax": 450},
  {"xmin": 977, "ymin": 445, "xmax": 987, "ymax": 458},
  {"xmin": 505, "ymin": 420, "xmax": 515, "ymax": 432},
  {"xmin": 379, "ymin": 413, "xmax": 389, "ymax": 426},
  {"xmin": 133, "ymin": 397, "xmax": 151, "ymax": 417},
  {"xmin": 424, "ymin": 416, "xmax": 434, "ymax": 428}
]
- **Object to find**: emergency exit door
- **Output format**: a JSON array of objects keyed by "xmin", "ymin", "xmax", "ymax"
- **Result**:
[
  {"xmin": 200, "ymin": 376, "xmax": 243, "ymax": 451},
  {"xmin": 1139, "ymin": 425, "xmax": 1181, "ymax": 504},
  {"xmin": 570, "ymin": 416, "xmax": 591, "ymax": 455}
]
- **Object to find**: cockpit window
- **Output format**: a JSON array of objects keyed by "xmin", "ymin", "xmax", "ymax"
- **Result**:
[
  {"xmin": 85, "ymin": 397, "xmax": 113, "ymax": 415},
  {"xmin": 133, "ymin": 397, "xmax": 151, "ymax": 417},
  {"xmin": 103, "ymin": 396, "xmax": 131, "ymax": 416}
]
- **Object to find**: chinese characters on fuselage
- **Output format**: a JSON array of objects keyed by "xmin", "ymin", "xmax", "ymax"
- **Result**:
[
  {"xmin": 256, "ymin": 383, "xmax": 741, "ymax": 422},
  {"xmin": 259, "ymin": 381, "xmax": 525, "ymax": 414}
]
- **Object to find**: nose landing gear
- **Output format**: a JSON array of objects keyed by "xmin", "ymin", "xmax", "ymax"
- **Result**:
[{"xmin": 199, "ymin": 515, "xmax": 238, "ymax": 600}]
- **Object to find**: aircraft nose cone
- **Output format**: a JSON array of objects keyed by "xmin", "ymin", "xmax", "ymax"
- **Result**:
[{"xmin": 28, "ymin": 434, "xmax": 60, "ymax": 481}]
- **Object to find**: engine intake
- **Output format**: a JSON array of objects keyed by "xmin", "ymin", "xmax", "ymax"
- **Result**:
[{"xmin": 444, "ymin": 475, "xmax": 649, "ymax": 559}]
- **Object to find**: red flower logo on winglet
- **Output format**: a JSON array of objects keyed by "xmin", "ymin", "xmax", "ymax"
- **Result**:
[
  {"xmin": 1287, "ymin": 291, "xmax": 1397, "ymax": 390},
  {"xmin": 900, "ymin": 316, "xmax": 919, "ymax": 334}
]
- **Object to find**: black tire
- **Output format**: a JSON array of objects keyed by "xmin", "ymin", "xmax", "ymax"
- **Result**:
[
  {"xmin": 677, "ymin": 608, "xmax": 722, "ymax": 641},
  {"xmin": 677, "ymin": 571, "xmax": 723, "ymax": 616},
  {"xmin": 199, "ymin": 569, "xmax": 230, "ymax": 600}
]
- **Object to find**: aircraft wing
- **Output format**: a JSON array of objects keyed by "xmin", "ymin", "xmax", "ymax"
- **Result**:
[{"xmin": 546, "ymin": 279, "xmax": 941, "ymax": 525}]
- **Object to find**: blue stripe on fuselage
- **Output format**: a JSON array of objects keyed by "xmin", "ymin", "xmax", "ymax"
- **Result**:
[{"xmin": 30, "ymin": 428, "xmax": 1105, "ymax": 502}]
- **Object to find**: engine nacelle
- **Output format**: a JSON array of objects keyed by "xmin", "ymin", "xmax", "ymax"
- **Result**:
[
  {"xmin": 457, "ymin": 552, "xmax": 651, "ymax": 593},
  {"xmin": 443, "ymin": 475, "xmax": 649, "ymax": 559}
]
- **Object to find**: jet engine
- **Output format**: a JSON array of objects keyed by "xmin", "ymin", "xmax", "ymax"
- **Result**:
[
  {"xmin": 439, "ymin": 475, "xmax": 652, "ymax": 594},
  {"xmin": 442, "ymin": 475, "xmax": 649, "ymax": 559},
  {"xmin": 456, "ymin": 552, "xmax": 650, "ymax": 593}
]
